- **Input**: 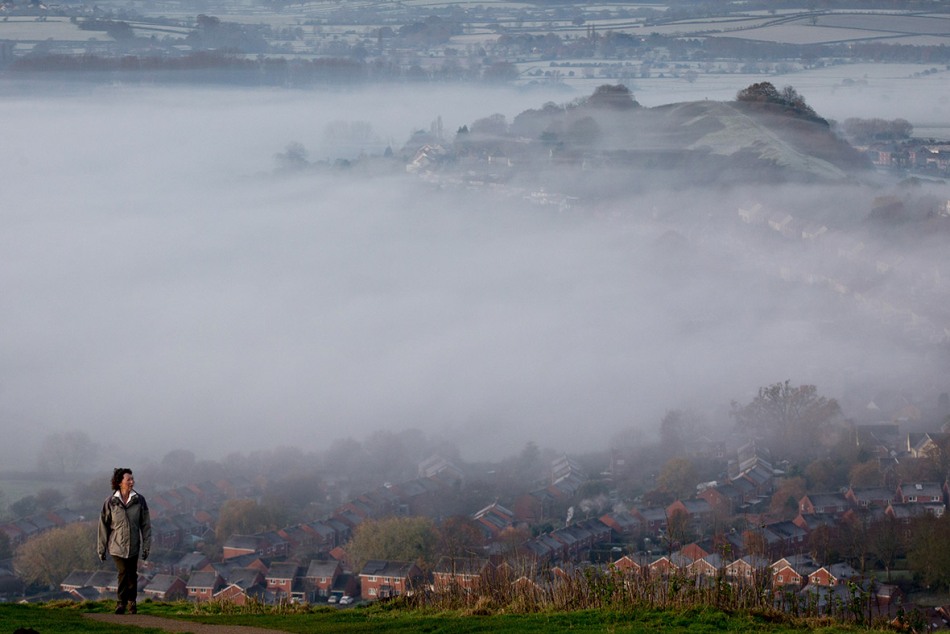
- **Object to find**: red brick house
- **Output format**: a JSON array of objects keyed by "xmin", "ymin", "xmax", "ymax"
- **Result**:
[
  {"xmin": 725, "ymin": 555, "xmax": 770, "ymax": 584},
  {"xmin": 648, "ymin": 553, "xmax": 692, "ymax": 577},
  {"xmin": 679, "ymin": 541, "xmax": 712, "ymax": 561},
  {"xmin": 874, "ymin": 583, "xmax": 903, "ymax": 608},
  {"xmin": 471, "ymin": 502, "xmax": 515, "ymax": 540},
  {"xmin": 327, "ymin": 546, "xmax": 349, "ymax": 571},
  {"xmin": 686, "ymin": 554, "xmax": 724, "ymax": 580},
  {"xmin": 186, "ymin": 571, "xmax": 223, "ymax": 602},
  {"xmin": 211, "ymin": 567, "xmax": 271, "ymax": 606},
  {"xmin": 770, "ymin": 555, "xmax": 817, "ymax": 589},
  {"xmin": 265, "ymin": 562, "xmax": 301, "ymax": 600},
  {"xmin": 612, "ymin": 554, "xmax": 650, "ymax": 576},
  {"xmin": 172, "ymin": 552, "xmax": 211, "ymax": 578},
  {"xmin": 761, "ymin": 520, "xmax": 809, "ymax": 555},
  {"xmin": 358, "ymin": 560, "xmax": 423, "ymax": 600},
  {"xmin": 844, "ymin": 486, "xmax": 894, "ymax": 509},
  {"xmin": 432, "ymin": 557, "xmax": 492, "ymax": 593},
  {"xmin": 666, "ymin": 499, "xmax": 714, "ymax": 532},
  {"xmin": 792, "ymin": 512, "xmax": 838, "ymax": 533},
  {"xmin": 808, "ymin": 563, "xmax": 859, "ymax": 587},
  {"xmin": 698, "ymin": 483, "xmax": 742, "ymax": 516},
  {"xmin": 87, "ymin": 570, "xmax": 118, "ymax": 595},
  {"xmin": 143, "ymin": 574, "xmax": 187, "ymax": 601},
  {"xmin": 896, "ymin": 482, "xmax": 945, "ymax": 506},
  {"xmin": 305, "ymin": 559, "xmax": 342, "ymax": 600},
  {"xmin": 630, "ymin": 507, "xmax": 667, "ymax": 535},
  {"xmin": 798, "ymin": 492, "xmax": 851, "ymax": 516},
  {"xmin": 305, "ymin": 521, "xmax": 342, "ymax": 550},
  {"xmin": 222, "ymin": 535, "xmax": 262, "ymax": 560},
  {"xmin": 214, "ymin": 568, "xmax": 265, "ymax": 605},
  {"xmin": 257, "ymin": 531, "xmax": 290, "ymax": 559},
  {"xmin": 60, "ymin": 570, "xmax": 95, "ymax": 594},
  {"xmin": 150, "ymin": 517, "xmax": 184, "ymax": 550},
  {"xmin": 511, "ymin": 574, "xmax": 543, "ymax": 601},
  {"xmin": 598, "ymin": 510, "xmax": 641, "ymax": 540},
  {"xmin": 213, "ymin": 583, "xmax": 265, "ymax": 606},
  {"xmin": 277, "ymin": 525, "xmax": 315, "ymax": 553}
]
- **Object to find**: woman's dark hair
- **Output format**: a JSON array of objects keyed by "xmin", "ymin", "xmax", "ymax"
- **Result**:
[{"xmin": 111, "ymin": 468, "xmax": 133, "ymax": 491}]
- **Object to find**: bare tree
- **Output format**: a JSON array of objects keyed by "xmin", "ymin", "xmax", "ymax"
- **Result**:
[
  {"xmin": 36, "ymin": 430, "xmax": 98, "ymax": 474},
  {"xmin": 215, "ymin": 499, "xmax": 283, "ymax": 544},
  {"xmin": 345, "ymin": 516, "xmax": 439, "ymax": 573},
  {"xmin": 732, "ymin": 381, "xmax": 841, "ymax": 461},
  {"xmin": 14, "ymin": 522, "xmax": 98, "ymax": 589}
]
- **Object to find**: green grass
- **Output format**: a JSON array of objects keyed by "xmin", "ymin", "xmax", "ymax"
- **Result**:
[
  {"xmin": 0, "ymin": 602, "xmax": 166, "ymax": 633},
  {"xmin": 0, "ymin": 601, "xmax": 897, "ymax": 633}
]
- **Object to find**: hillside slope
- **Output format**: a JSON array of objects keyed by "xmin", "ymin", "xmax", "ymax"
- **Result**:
[{"xmin": 453, "ymin": 85, "xmax": 872, "ymax": 194}]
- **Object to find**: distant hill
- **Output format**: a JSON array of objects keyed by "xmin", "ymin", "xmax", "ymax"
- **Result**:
[{"xmin": 448, "ymin": 84, "xmax": 872, "ymax": 195}]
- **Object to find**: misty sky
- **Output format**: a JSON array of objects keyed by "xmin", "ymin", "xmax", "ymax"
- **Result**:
[{"xmin": 1, "ymin": 73, "xmax": 948, "ymax": 470}]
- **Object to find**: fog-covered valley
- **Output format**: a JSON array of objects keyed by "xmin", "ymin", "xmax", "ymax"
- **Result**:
[{"xmin": 1, "ymin": 76, "xmax": 949, "ymax": 471}]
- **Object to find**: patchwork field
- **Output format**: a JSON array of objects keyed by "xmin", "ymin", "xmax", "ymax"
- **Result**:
[
  {"xmin": 0, "ymin": 474, "xmax": 78, "ymax": 507},
  {"xmin": 0, "ymin": 17, "xmax": 112, "ymax": 42}
]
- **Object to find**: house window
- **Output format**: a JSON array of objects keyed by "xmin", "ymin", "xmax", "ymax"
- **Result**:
[
  {"xmin": 370, "ymin": 576, "xmax": 377, "ymax": 582},
  {"xmin": 777, "ymin": 574, "xmax": 784, "ymax": 582},
  {"xmin": 369, "ymin": 588, "xmax": 377, "ymax": 596}
]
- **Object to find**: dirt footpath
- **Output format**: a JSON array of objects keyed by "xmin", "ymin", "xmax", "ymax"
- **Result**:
[{"xmin": 84, "ymin": 612, "xmax": 290, "ymax": 634}]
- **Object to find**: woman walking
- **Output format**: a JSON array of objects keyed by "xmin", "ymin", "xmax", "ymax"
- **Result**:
[{"xmin": 97, "ymin": 468, "xmax": 151, "ymax": 614}]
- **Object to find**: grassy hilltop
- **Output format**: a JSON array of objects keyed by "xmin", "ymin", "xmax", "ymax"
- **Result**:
[{"xmin": 0, "ymin": 600, "xmax": 904, "ymax": 634}]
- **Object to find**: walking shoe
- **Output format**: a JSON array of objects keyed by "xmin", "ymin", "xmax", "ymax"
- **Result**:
[
  {"xmin": 129, "ymin": 602, "xmax": 137, "ymax": 614},
  {"xmin": 115, "ymin": 602, "xmax": 126, "ymax": 615}
]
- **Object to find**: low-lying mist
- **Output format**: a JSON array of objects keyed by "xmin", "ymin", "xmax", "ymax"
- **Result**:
[{"xmin": 1, "ymin": 81, "xmax": 947, "ymax": 471}]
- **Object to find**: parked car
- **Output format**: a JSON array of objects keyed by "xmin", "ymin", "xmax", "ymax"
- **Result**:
[
  {"xmin": 340, "ymin": 595, "xmax": 354, "ymax": 605},
  {"xmin": 327, "ymin": 595, "xmax": 338, "ymax": 604}
]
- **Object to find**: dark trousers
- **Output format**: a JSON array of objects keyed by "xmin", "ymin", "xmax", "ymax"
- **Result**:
[{"xmin": 111, "ymin": 555, "xmax": 139, "ymax": 605}]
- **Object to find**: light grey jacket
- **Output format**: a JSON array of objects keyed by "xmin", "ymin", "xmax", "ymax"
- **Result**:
[{"xmin": 97, "ymin": 490, "xmax": 151, "ymax": 560}]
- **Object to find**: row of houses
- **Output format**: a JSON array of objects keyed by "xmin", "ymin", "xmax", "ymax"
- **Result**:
[
  {"xmin": 63, "ymin": 555, "xmax": 355, "ymax": 605},
  {"xmin": 62, "ymin": 546, "xmax": 893, "ymax": 608},
  {"xmin": 203, "ymin": 444, "xmax": 949, "ymax": 588},
  {"xmin": 36, "ymin": 422, "xmax": 950, "ymax": 608},
  {"xmin": 0, "ymin": 507, "xmax": 84, "ymax": 548},
  {"xmin": 612, "ymin": 549, "xmax": 862, "ymax": 591},
  {"xmin": 610, "ymin": 549, "xmax": 908, "ymax": 615},
  {"xmin": 63, "ymin": 553, "xmax": 497, "ymax": 605},
  {"xmin": 868, "ymin": 142, "xmax": 950, "ymax": 175},
  {"xmin": 596, "ymin": 478, "xmax": 949, "ymax": 561},
  {"xmin": 147, "ymin": 476, "xmax": 257, "ymax": 516},
  {"xmin": 51, "ymin": 472, "xmax": 948, "ymax": 610}
]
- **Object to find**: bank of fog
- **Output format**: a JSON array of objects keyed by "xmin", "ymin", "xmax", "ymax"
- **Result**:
[{"xmin": 0, "ymin": 83, "xmax": 946, "ymax": 470}]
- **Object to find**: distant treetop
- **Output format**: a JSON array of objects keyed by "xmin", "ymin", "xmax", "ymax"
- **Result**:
[
  {"xmin": 736, "ymin": 82, "xmax": 822, "ymax": 122},
  {"xmin": 586, "ymin": 84, "xmax": 640, "ymax": 110}
]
